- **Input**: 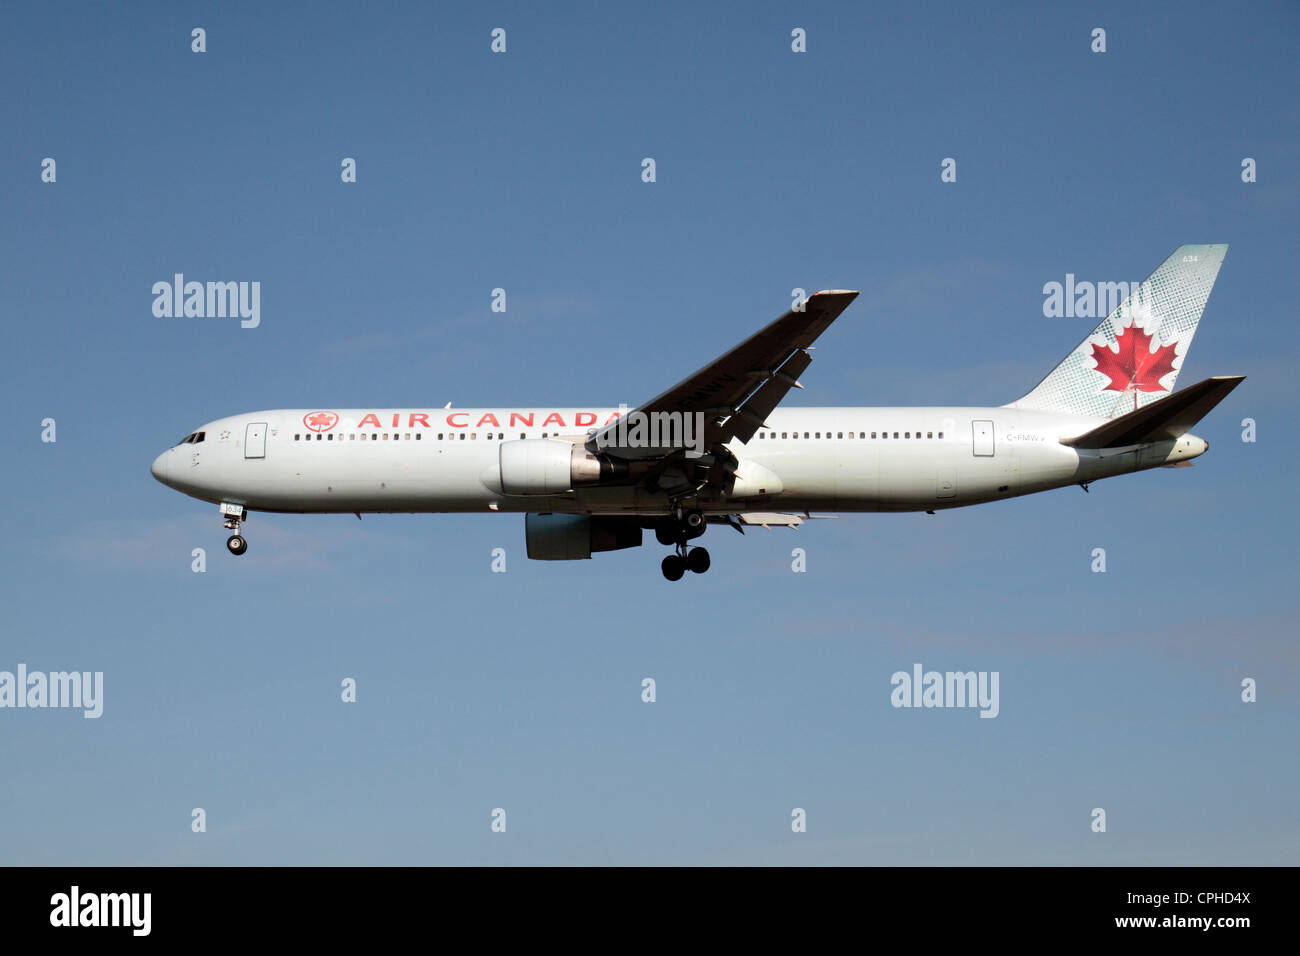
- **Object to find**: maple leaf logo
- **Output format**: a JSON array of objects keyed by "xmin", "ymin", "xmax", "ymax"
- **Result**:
[
  {"xmin": 1090, "ymin": 323, "xmax": 1177, "ymax": 395},
  {"xmin": 303, "ymin": 410, "xmax": 339, "ymax": 432}
]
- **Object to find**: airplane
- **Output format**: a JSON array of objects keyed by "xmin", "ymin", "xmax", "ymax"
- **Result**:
[{"xmin": 151, "ymin": 244, "xmax": 1242, "ymax": 581}]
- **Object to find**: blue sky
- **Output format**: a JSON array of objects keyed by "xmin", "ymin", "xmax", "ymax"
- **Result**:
[{"xmin": 1, "ymin": 0, "xmax": 1296, "ymax": 865}]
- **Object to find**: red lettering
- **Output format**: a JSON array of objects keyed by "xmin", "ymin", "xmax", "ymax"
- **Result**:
[
  {"xmin": 409, "ymin": 413, "xmax": 430, "ymax": 428},
  {"xmin": 574, "ymin": 412, "xmax": 596, "ymax": 427},
  {"xmin": 391, "ymin": 413, "xmax": 400, "ymax": 428},
  {"xmin": 542, "ymin": 413, "xmax": 566, "ymax": 427},
  {"xmin": 603, "ymin": 412, "xmax": 622, "ymax": 426},
  {"xmin": 476, "ymin": 413, "xmax": 501, "ymax": 428},
  {"xmin": 509, "ymin": 412, "xmax": 534, "ymax": 427},
  {"xmin": 447, "ymin": 413, "xmax": 468, "ymax": 428},
  {"xmin": 358, "ymin": 414, "xmax": 381, "ymax": 428}
]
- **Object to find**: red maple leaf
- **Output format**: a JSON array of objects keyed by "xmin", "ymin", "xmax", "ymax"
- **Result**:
[
  {"xmin": 307, "ymin": 412, "xmax": 336, "ymax": 429},
  {"xmin": 1090, "ymin": 323, "xmax": 1177, "ymax": 394}
]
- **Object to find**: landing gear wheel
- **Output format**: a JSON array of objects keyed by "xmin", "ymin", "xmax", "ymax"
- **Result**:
[
  {"xmin": 687, "ymin": 547, "xmax": 710, "ymax": 574},
  {"xmin": 655, "ymin": 523, "xmax": 678, "ymax": 546},
  {"xmin": 227, "ymin": 534, "xmax": 248, "ymax": 556},
  {"xmin": 684, "ymin": 510, "xmax": 705, "ymax": 532},
  {"xmin": 661, "ymin": 554, "xmax": 685, "ymax": 581}
]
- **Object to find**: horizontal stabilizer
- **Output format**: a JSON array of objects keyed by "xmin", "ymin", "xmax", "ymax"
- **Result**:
[{"xmin": 1062, "ymin": 376, "xmax": 1244, "ymax": 448}]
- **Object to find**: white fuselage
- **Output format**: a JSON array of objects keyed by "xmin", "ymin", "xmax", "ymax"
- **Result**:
[{"xmin": 150, "ymin": 407, "xmax": 1208, "ymax": 516}]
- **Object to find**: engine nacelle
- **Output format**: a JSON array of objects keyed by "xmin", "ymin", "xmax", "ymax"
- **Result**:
[
  {"xmin": 525, "ymin": 514, "xmax": 643, "ymax": 560},
  {"xmin": 498, "ymin": 439, "xmax": 627, "ymax": 496}
]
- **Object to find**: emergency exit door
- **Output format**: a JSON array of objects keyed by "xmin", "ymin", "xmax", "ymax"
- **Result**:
[
  {"xmin": 972, "ymin": 420, "xmax": 994, "ymax": 457},
  {"xmin": 244, "ymin": 422, "xmax": 267, "ymax": 458}
]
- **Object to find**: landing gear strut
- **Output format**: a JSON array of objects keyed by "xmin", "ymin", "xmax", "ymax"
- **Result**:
[
  {"xmin": 658, "ymin": 507, "xmax": 710, "ymax": 580},
  {"xmin": 221, "ymin": 503, "xmax": 248, "ymax": 555}
]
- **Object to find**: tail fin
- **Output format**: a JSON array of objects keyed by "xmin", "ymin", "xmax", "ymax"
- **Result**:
[
  {"xmin": 1006, "ymin": 244, "xmax": 1228, "ymax": 419},
  {"xmin": 1062, "ymin": 375, "xmax": 1244, "ymax": 448}
]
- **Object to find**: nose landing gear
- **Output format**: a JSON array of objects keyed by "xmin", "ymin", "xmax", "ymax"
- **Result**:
[
  {"xmin": 657, "ymin": 508, "xmax": 710, "ymax": 580},
  {"xmin": 220, "ymin": 502, "xmax": 248, "ymax": 556}
]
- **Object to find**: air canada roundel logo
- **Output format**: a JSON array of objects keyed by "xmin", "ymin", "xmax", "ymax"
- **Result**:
[{"xmin": 304, "ymin": 410, "xmax": 339, "ymax": 432}]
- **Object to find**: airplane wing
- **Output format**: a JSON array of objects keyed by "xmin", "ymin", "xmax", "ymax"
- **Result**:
[{"xmin": 589, "ymin": 290, "xmax": 859, "ymax": 460}]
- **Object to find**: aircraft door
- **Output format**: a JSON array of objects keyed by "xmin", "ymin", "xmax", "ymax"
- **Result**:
[
  {"xmin": 245, "ymin": 422, "xmax": 267, "ymax": 459},
  {"xmin": 972, "ymin": 420, "xmax": 994, "ymax": 457}
]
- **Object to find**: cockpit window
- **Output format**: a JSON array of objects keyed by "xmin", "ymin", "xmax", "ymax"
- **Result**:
[
  {"xmin": 177, "ymin": 431, "xmax": 206, "ymax": 446},
  {"xmin": 192, "ymin": 431, "xmax": 205, "ymax": 443}
]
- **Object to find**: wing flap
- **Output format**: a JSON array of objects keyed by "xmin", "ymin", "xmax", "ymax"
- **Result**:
[{"xmin": 713, "ymin": 350, "xmax": 814, "ymax": 444}]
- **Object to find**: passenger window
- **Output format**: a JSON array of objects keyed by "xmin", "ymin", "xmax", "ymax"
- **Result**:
[
  {"xmin": 781, "ymin": 432, "xmax": 788, "ymax": 439},
  {"xmin": 870, "ymin": 432, "xmax": 876, "ymax": 439},
  {"xmin": 804, "ymin": 432, "xmax": 809, "ymax": 438},
  {"xmin": 294, "ymin": 434, "xmax": 300, "ymax": 441},
  {"xmin": 327, "ymin": 434, "xmax": 333, "ymax": 441},
  {"xmin": 938, "ymin": 431, "xmax": 944, "ymax": 439},
  {"xmin": 416, "ymin": 434, "xmax": 421, "ymax": 440},
  {"xmin": 837, "ymin": 432, "xmax": 843, "ymax": 439},
  {"xmin": 893, "ymin": 432, "xmax": 899, "ymax": 439},
  {"xmin": 459, "ymin": 433, "xmax": 465, "ymax": 440},
  {"xmin": 905, "ymin": 432, "xmax": 910, "ymax": 439},
  {"xmin": 927, "ymin": 432, "xmax": 933, "ymax": 439}
]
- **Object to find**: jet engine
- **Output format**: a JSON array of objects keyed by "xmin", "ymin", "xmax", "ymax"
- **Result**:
[
  {"xmin": 525, "ymin": 513, "xmax": 643, "ymax": 560},
  {"xmin": 498, "ymin": 439, "xmax": 627, "ymax": 496}
]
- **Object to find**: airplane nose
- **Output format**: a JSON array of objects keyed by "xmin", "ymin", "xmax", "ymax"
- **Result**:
[{"xmin": 150, "ymin": 451, "xmax": 169, "ymax": 483}]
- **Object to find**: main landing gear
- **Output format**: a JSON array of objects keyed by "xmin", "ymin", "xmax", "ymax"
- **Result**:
[
  {"xmin": 656, "ymin": 507, "xmax": 710, "ymax": 581},
  {"xmin": 221, "ymin": 502, "xmax": 248, "ymax": 555}
]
